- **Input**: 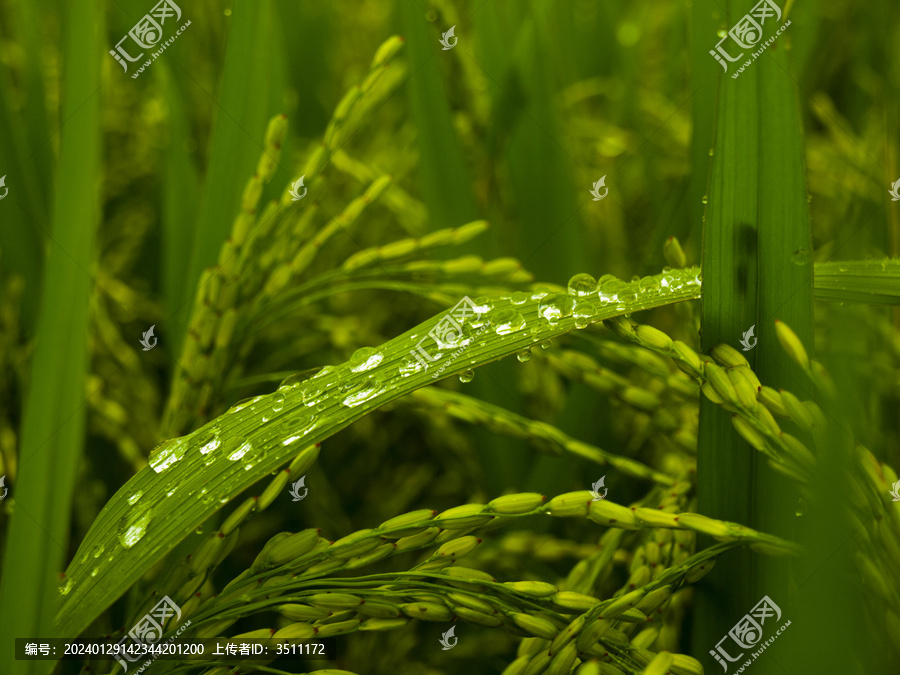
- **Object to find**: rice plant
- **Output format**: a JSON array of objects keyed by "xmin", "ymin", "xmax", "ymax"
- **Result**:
[{"xmin": 0, "ymin": 1, "xmax": 897, "ymax": 674}]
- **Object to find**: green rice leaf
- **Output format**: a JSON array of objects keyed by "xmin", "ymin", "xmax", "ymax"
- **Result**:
[
  {"xmin": 176, "ymin": 0, "xmax": 278, "ymax": 347},
  {"xmin": 56, "ymin": 269, "xmax": 701, "ymax": 638},
  {"xmin": 0, "ymin": 1, "xmax": 103, "ymax": 670}
]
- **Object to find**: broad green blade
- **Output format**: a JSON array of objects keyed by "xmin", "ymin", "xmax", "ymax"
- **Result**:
[
  {"xmin": 177, "ymin": 0, "xmax": 278, "ymax": 347},
  {"xmin": 753, "ymin": 30, "xmax": 814, "ymax": 652},
  {"xmin": 398, "ymin": 1, "xmax": 478, "ymax": 232},
  {"xmin": 56, "ymin": 269, "xmax": 702, "ymax": 639},
  {"xmin": 0, "ymin": 0, "xmax": 53, "ymax": 334},
  {"xmin": 0, "ymin": 0, "xmax": 102, "ymax": 671},
  {"xmin": 159, "ymin": 62, "xmax": 201, "ymax": 323},
  {"xmin": 813, "ymin": 259, "xmax": 900, "ymax": 303},
  {"xmin": 694, "ymin": 0, "xmax": 760, "ymax": 648}
]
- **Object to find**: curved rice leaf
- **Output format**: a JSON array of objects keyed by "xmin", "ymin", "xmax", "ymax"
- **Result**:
[{"xmin": 55, "ymin": 268, "xmax": 702, "ymax": 638}]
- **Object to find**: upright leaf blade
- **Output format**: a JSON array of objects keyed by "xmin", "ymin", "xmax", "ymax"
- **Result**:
[
  {"xmin": 0, "ymin": 1, "xmax": 102, "ymax": 670},
  {"xmin": 176, "ymin": 0, "xmax": 277, "ymax": 347}
]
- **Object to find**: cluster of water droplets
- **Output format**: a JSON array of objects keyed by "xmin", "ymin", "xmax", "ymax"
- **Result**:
[{"xmin": 534, "ymin": 267, "xmax": 703, "ymax": 333}]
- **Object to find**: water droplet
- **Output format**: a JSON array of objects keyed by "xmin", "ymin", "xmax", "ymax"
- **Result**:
[
  {"xmin": 540, "ymin": 340, "xmax": 552, "ymax": 349},
  {"xmin": 271, "ymin": 391, "xmax": 285, "ymax": 412},
  {"xmin": 166, "ymin": 486, "xmax": 178, "ymax": 497},
  {"xmin": 195, "ymin": 525, "xmax": 204, "ymax": 535},
  {"xmin": 639, "ymin": 277, "xmax": 661, "ymax": 293},
  {"xmin": 228, "ymin": 441, "xmax": 253, "ymax": 461},
  {"xmin": 92, "ymin": 544, "xmax": 105, "ymax": 558},
  {"xmin": 567, "ymin": 273, "xmax": 597, "ymax": 298},
  {"xmin": 278, "ymin": 370, "xmax": 315, "ymax": 390},
  {"xmin": 341, "ymin": 377, "xmax": 385, "ymax": 408},
  {"xmin": 118, "ymin": 508, "xmax": 153, "ymax": 548},
  {"xmin": 791, "ymin": 249, "xmax": 811, "ymax": 265},
  {"xmin": 493, "ymin": 308, "xmax": 526, "ymax": 335},
  {"xmin": 227, "ymin": 395, "xmax": 265, "ymax": 414},
  {"xmin": 510, "ymin": 291, "xmax": 528, "ymax": 305},
  {"xmin": 279, "ymin": 413, "xmax": 319, "ymax": 445},
  {"xmin": 197, "ymin": 428, "xmax": 221, "ymax": 455},
  {"xmin": 312, "ymin": 365, "xmax": 336, "ymax": 379},
  {"xmin": 459, "ymin": 369, "xmax": 475, "ymax": 383},
  {"xmin": 399, "ymin": 358, "xmax": 424, "ymax": 377},
  {"xmin": 573, "ymin": 302, "xmax": 594, "ymax": 328},
  {"xmin": 599, "ymin": 278, "xmax": 627, "ymax": 301},
  {"xmin": 316, "ymin": 400, "xmax": 328, "ymax": 412},
  {"xmin": 701, "ymin": 195, "xmax": 708, "ymax": 204},
  {"xmin": 90, "ymin": 567, "xmax": 99, "ymax": 578},
  {"xmin": 58, "ymin": 577, "xmax": 74, "ymax": 596},
  {"xmin": 708, "ymin": 147, "xmax": 714, "ymax": 157},
  {"xmin": 349, "ymin": 346, "xmax": 383, "ymax": 373},
  {"xmin": 149, "ymin": 437, "xmax": 188, "ymax": 474},
  {"xmin": 517, "ymin": 349, "xmax": 532, "ymax": 363},
  {"xmin": 538, "ymin": 294, "xmax": 575, "ymax": 325},
  {"xmin": 127, "ymin": 491, "xmax": 143, "ymax": 506}
]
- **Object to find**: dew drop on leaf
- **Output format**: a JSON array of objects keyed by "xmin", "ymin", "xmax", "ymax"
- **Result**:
[
  {"xmin": 149, "ymin": 437, "xmax": 188, "ymax": 474},
  {"xmin": 639, "ymin": 277, "xmax": 660, "ymax": 293},
  {"xmin": 349, "ymin": 346, "xmax": 383, "ymax": 372},
  {"xmin": 517, "ymin": 349, "xmax": 532, "ymax": 363},
  {"xmin": 271, "ymin": 391, "xmax": 285, "ymax": 412},
  {"xmin": 280, "ymin": 413, "xmax": 319, "ymax": 444},
  {"xmin": 118, "ymin": 508, "xmax": 153, "ymax": 548},
  {"xmin": 567, "ymin": 273, "xmax": 597, "ymax": 298},
  {"xmin": 197, "ymin": 428, "xmax": 221, "ymax": 455},
  {"xmin": 573, "ymin": 302, "xmax": 594, "ymax": 328},
  {"xmin": 341, "ymin": 377, "xmax": 385, "ymax": 407},
  {"xmin": 459, "ymin": 369, "xmax": 475, "ymax": 383},
  {"xmin": 493, "ymin": 308, "xmax": 526, "ymax": 335},
  {"xmin": 399, "ymin": 359, "xmax": 424, "ymax": 377},
  {"xmin": 538, "ymin": 294, "xmax": 575, "ymax": 325},
  {"xmin": 127, "ymin": 491, "xmax": 143, "ymax": 506},
  {"xmin": 791, "ymin": 249, "xmax": 811, "ymax": 265},
  {"xmin": 510, "ymin": 291, "xmax": 528, "ymax": 305},
  {"xmin": 228, "ymin": 441, "xmax": 252, "ymax": 461}
]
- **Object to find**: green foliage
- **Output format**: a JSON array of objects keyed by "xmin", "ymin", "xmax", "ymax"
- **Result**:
[{"xmin": 0, "ymin": 2, "xmax": 897, "ymax": 675}]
